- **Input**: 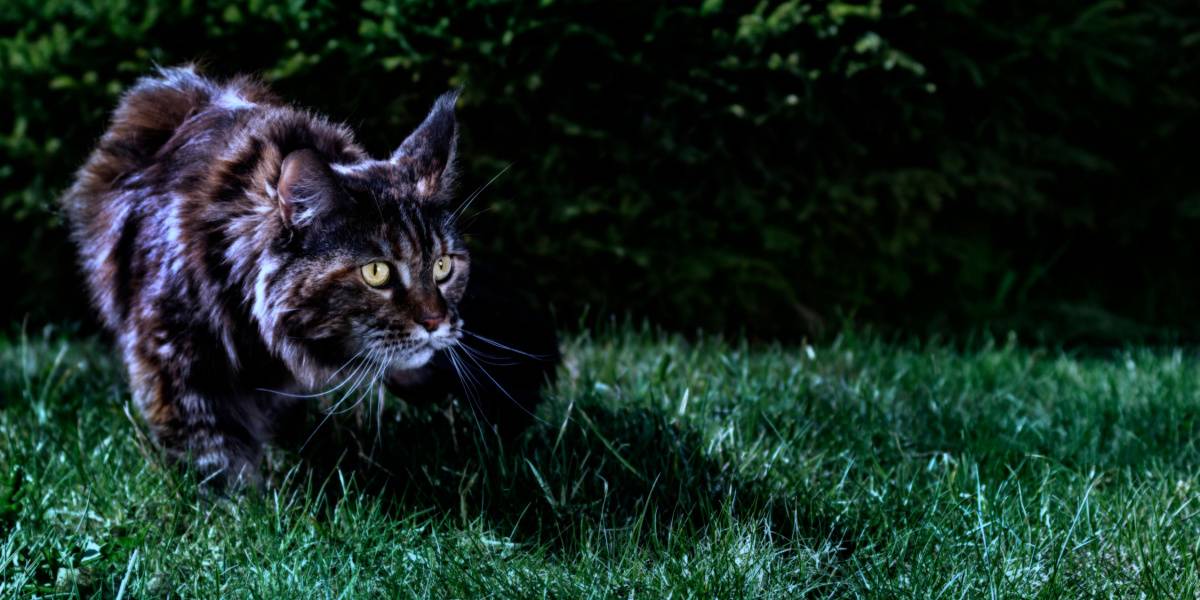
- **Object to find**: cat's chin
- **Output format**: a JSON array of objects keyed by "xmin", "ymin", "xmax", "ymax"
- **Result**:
[{"xmin": 392, "ymin": 346, "xmax": 435, "ymax": 371}]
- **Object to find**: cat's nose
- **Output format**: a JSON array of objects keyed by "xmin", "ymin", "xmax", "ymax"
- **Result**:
[{"xmin": 417, "ymin": 313, "xmax": 445, "ymax": 332}]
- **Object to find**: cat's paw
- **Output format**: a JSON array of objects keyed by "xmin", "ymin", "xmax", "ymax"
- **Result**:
[{"xmin": 193, "ymin": 448, "xmax": 263, "ymax": 493}]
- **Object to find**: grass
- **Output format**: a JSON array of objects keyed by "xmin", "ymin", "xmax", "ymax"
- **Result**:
[{"xmin": 3, "ymin": 325, "xmax": 1200, "ymax": 597}]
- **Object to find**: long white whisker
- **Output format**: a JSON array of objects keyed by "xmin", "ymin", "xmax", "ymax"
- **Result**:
[
  {"xmin": 461, "ymin": 330, "xmax": 553, "ymax": 361},
  {"xmin": 457, "ymin": 342, "xmax": 520, "ymax": 366},
  {"xmin": 326, "ymin": 347, "xmax": 381, "ymax": 416},
  {"xmin": 458, "ymin": 345, "xmax": 548, "ymax": 425},
  {"xmin": 451, "ymin": 347, "xmax": 483, "ymax": 404},
  {"xmin": 299, "ymin": 347, "xmax": 379, "ymax": 451},
  {"xmin": 367, "ymin": 345, "xmax": 396, "ymax": 424},
  {"xmin": 256, "ymin": 348, "xmax": 369, "ymax": 398},
  {"xmin": 446, "ymin": 346, "xmax": 490, "ymax": 437},
  {"xmin": 373, "ymin": 344, "xmax": 396, "ymax": 439},
  {"xmin": 444, "ymin": 347, "xmax": 471, "ymax": 400},
  {"xmin": 327, "ymin": 347, "xmax": 370, "ymax": 381}
]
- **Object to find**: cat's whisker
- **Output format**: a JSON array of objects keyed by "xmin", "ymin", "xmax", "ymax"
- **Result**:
[
  {"xmin": 334, "ymin": 364, "xmax": 377, "ymax": 416},
  {"xmin": 326, "ymin": 347, "xmax": 370, "ymax": 382},
  {"xmin": 449, "ymin": 162, "xmax": 512, "ymax": 225},
  {"xmin": 458, "ymin": 206, "xmax": 495, "ymax": 231},
  {"xmin": 347, "ymin": 343, "xmax": 394, "ymax": 420},
  {"xmin": 333, "ymin": 349, "xmax": 378, "ymax": 400},
  {"xmin": 444, "ymin": 348, "xmax": 475, "ymax": 407},
  {"xmin": 256, "ymin": 348, "xmax": 369, "ymax": 398},
  {"xmin": 456, "ymin": 344, "xmax": 549, "ymax": 426},
  {"xmin": 374, "ymin": 382, "xmax": 386, "ymax": 445},
  {"xmin": 461, "ymin": 329, "xmax": 554, "ymax": 361},
  {"xmin": 449, "ymin": 347, "xmax": 483, "ymax": 408},
  {"xmin": 445, "ymin": 346, "xmax": 490, "ymax": 437},
  {"xmin": 362, "ymin": 345, "xmax": 389, "ymax": 419},
  {"xmin": 297, "ymin": 354, "xmax": 367, "ymax": 451},
  {"xmin": 324, "ymin": 347, "xmax": 380, "ymax": 416},
  {"xmin": 372, "ymin": 343, "xmax": 398, "ymax": 440},
  {"xmin": 456, "ymin": 342, "xmax": 520, "ymax": 367}
]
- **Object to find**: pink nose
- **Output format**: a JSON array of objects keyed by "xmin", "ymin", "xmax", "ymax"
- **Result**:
[{"xmin": 418, "ymin": 314, "xmax": 445, "ymax": 332}]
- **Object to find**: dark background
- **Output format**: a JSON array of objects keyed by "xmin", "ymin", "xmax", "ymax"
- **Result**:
[{"xmin": 2, "ymin": 1, "xmax": 1197, "ymax": 343}]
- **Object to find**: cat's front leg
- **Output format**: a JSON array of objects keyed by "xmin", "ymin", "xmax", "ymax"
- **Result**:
[
  {"xmin": 133, "ymin": 374, "xmax": 265, "ymax": 490},
  {"xmin": 177, "ymin": 400, "xmax": 264, "ymax": 491}
]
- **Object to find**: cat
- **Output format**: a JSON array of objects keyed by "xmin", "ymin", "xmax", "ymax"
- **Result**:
[{"xmin": 62, "ymin": 65, "xmax": 550, "ymax": 489}]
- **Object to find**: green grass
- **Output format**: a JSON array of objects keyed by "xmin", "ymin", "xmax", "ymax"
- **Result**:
[{"xmin": 4, "ymin": 326, "xmax": 1200, "ymax": 597}]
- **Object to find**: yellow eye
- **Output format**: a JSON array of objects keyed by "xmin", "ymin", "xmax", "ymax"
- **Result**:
[
  {"xmin": 433, "ymin": 255, "xmax": 453, "ymax": 282},
  {"xmin": 360, "ymin": 261, "xmax": 391, "ymax": 287}
]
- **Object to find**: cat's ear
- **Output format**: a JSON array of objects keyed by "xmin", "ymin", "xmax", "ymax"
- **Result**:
[
  {"xmin": 275, "ymin": 149, "xmax": 336, "ymax": 227},
  {"xmin": 391, "ymin": 90, "xmax": 460, "ymax": 203}
]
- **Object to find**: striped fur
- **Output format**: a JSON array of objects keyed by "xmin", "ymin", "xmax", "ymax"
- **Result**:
[{"xmin": 63, "ymin": 66, "xmax": 469, "ymax": 489}]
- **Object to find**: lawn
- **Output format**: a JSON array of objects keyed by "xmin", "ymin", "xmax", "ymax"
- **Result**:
[{"xmin": 3, "ymin": 326, "xmax": 1200, "ymax": 598}]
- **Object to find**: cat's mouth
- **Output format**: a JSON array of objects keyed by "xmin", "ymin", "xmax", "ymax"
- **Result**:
[{"xmin": 375, "ymin": 325, "xmax": 460, "ymax": 371}]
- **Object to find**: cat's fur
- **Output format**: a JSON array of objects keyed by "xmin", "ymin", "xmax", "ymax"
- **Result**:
[{"xmin": 63, "ymin": 66, "xmax": 477, "ymax": 488}]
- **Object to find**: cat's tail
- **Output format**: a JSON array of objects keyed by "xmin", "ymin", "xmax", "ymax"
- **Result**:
[
  {"xmin": 72, "ymin": 66, "xmax": 214, "ymax": 193},
  {"xmin": 62, "ymin": 65, "xmax": 276, "ymax": 222}
]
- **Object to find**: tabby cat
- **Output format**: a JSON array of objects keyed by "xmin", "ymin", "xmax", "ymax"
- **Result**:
[{"xmin": 62, "ymin": 66, "xmax": 515, "ymax": 489}]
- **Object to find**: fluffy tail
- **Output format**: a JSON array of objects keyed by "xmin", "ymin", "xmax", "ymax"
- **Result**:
[
  {"xmin": 76, "ymin": 66, "xmax": 215, "ymax": 191},
  {"xmin": 63, "ymin": 65, "xmax": 279, "ymax": 228}
]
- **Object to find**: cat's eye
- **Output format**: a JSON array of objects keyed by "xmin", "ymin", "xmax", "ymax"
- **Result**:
[
  {"xmin": 361, "ymin": 261, "xmax": 391, "ymax": 287},
  {"xmin": 433, "ymin": 256, "xmax": 453, "ymax": 282}
]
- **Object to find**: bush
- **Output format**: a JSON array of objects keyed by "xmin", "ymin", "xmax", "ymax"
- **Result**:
[{"xmin": 1, "ymin": 1, "xmax": 1196, "ymax": 341}]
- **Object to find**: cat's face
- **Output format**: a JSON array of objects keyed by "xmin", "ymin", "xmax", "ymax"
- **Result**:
[
  {"xmin": 265, "ymin": 93, "xmax": 469, "ymax": 379},
  {"xmin": 280, "ymin": 184, "xmax": 470, "ymax": 373}
]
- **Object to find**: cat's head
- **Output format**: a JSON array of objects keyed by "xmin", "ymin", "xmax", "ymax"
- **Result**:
[{"xmin": 262, "ymin": 92, "xmax": 469, "ymax": 382}]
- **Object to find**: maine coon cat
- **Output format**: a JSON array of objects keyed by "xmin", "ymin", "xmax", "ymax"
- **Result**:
[{"xmin": 62, "ymin": 66, "xmax": 507, "ymax": 489}]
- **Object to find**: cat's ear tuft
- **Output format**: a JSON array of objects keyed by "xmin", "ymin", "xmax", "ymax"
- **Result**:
[
  {"xmin": 276, "ymin": 149, "xmax": 336, "ymax": 227},
  {"xmin": 391, "ymin": 90, "xmax": 460, "ymax": 203}
]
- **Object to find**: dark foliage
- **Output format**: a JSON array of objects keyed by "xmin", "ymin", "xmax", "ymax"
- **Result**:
[{"xmin": 1, "ymin": 1, "xmax": 1196, "ymax": 341}]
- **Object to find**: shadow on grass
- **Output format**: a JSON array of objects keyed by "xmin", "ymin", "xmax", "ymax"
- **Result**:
[{"xmin": 284, "ymin": 400, "xmax": 858, "ymax": 560}]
